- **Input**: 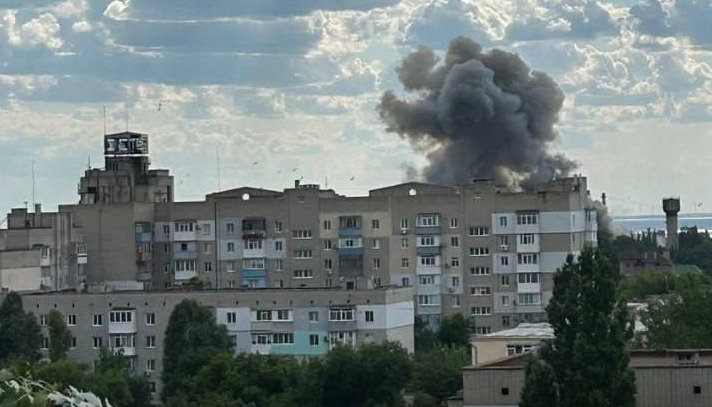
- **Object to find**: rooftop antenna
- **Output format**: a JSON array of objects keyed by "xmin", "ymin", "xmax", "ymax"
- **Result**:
[
  {"xmin": 125, "ymin": 86, "xmax": 130, "ymax": 132},
  {"xmin": 216, "ymin": 146, "xmax": 222, "ymax": 191},
  {"xmin": 31, "ymin": 160, "xmax": 36, "ymax": 209},
  {"xmin": 102, "ymin": 106, "xmax": 107, "ymax": 135}
]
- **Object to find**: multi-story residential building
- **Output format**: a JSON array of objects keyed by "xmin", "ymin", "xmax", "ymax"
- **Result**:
[
  {"xmin": 1, "ymin": 131, "xmax": 598, "ymax": 331},
  {"xmin": 0, "ymin": 205, "xmax": 86, "ymax": 292},
  {"xmin": 10, "ymin": 287, "xmax": 414, "ymax": 397}
]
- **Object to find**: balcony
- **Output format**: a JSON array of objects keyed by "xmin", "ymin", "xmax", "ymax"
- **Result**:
[
  {"xmin": 517, "ymin": 282, "xmax": 541, "ymax": 293},
  {"xmin": 416, "ymin": 245, "xmax": 441, "ymax": 256},
  {"xmin": 339, "ymin": 255, "xmax": 363, "ymax": 277},
  {"xmin": 135, "ymin": 231, "xmax": 152, "ymax": 243},
  {"xmin": 242, "ymin": 270, "xmax": 267, "ymax": 288},
  {"xmin": 175, "ymin": 270, "xmax": 197, "ymax": 281},
  {"xmin": 416, "ymin": 214, "xmax": 440, "ymax": 235},
  {"xmin": 242, "ymin": 218, "xmax": 266, "ymax": 239},
  {"xmin": 174, "ymin": 250, "xmax": 198, "ymax": 260},
  {"xmin": 416, "ymin": 265, "xmax": 441, "ymax": 275},
  {"xmin": 338, "ymin": 227, "xmax": 362, "ymax": 238}
]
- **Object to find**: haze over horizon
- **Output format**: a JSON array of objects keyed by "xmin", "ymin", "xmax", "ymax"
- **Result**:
[{"xmin": 2, "ymin": 0, "xmax": 712, "ymax": 220}]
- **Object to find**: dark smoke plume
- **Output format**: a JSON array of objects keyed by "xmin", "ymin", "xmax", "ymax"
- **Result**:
[{"xmin": 378, "ymin": 37, "xmax": 577, "ymax": 189}]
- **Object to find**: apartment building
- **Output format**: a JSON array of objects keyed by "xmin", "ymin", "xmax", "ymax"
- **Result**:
[
  {"xmin": 18, "ymin": 131, "xmax": 598, "ymax": 332},
  {"xmin": 0, "ymin": 205, "xmax": 86, "ymax": 292},
  {"xmin": 11, "ymin": 287, "xmax": 413, "ymax": 397},
  {"xmin": 449, "ymin": 349, "xmax": 712, "ymax": 407}
]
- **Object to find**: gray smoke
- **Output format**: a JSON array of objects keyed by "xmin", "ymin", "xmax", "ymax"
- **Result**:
[{"xmin": 378, "ymin": 37, "xmax": 577, "ymax": 189}]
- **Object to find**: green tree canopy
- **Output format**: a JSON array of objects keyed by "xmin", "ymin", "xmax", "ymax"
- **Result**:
[
  {"xmin": 437, "ymin": 314, "xmax": 470, "ymax": 348},
  {"xmin": 162, "ymin": 299, "xmax": 231, "ymax": 402},
  {"xmin": 409, "ymin": 345, "xmax": 469, "ymax": 404},
  {"xmin": 47, "ymin": 310, "xmax": 72, "ymax": 362},
  {"xmin": 0, "ymin": 292, "xmax": 41, "ymax": 364},
  {"xmin": 520, "ymin": 248, "xmax": 636, "ymax": 407}
]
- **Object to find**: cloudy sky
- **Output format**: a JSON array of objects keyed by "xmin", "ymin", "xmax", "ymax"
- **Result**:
[{"xmin": 1, "ymin": 0, "xmax": 712, "ymax": 221}]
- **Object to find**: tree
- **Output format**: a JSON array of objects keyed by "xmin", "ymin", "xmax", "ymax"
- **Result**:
[
  {"xmin": 414, "ymin": 316, "xmax": 437, "ymax": 352},
  {"xmin": 673, "ymin": 227, "xmax": 712, "ymax": 273},
  {"xmin": 162, "ymin": 299, "xmax": 232, "ymax": 402},
  {"xmin": 437, "ymin": 314, "xmax": 470, "ymax": 348},
  {"xmin": 48, "ymin": 310, "xmax": 72, "ymax": 362},
  {"xmin": 0, "ymin": 292, "xmax": 41, "ymax": 364},
  {"xmin": 410, "ymin": 345, "xmax": 469, "ymax": 404},
  {"xmin": 520, "ymin": 248, "xmax": 636, "ymax": 407},
  {"xmin": 642, "ymin": 274, "xmax": 712, "ymax": 348}
]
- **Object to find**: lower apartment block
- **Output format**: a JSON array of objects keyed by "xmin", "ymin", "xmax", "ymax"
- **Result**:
[{"xmin": 13, "ymin": 287, "xmax": 414, "ymax": 398}]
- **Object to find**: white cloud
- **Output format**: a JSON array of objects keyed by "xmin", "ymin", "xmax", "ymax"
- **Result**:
[{"xmin": 4, "ymin": 11, "xmax": 63, "ymax": 49}]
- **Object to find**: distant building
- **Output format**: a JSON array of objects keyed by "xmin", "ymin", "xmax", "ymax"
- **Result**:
[
  {"xmin": 619, "ymin": 249, "xmax": 674, "ymax": 277},
  {"xmin": 471, "ymin": 323, "xmax": 553, "ymax": 366},
  {"xmin": 6, "ymin": 287, "xmax": 414, "ymax": 398},
  {"xmin": 0, "ymin": 205, "xmax": 86, "ymax": 292},
  {"xmin": 449, "ymin": 349, "xmax": 712, "ymax": 407}
]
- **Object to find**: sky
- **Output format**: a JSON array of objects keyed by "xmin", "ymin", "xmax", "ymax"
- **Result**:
[{"xmin": 1, "ymin": 0, "xmax": 712, "ymax": 222}]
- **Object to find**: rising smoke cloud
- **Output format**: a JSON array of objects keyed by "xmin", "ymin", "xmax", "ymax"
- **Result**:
[{"xmin": 378, "ymin": 37, "xmax": 577, "ymax": 189}]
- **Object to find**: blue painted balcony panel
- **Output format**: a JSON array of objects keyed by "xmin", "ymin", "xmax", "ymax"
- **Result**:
[
  {"xmin": 337, "ymin": 247, "xmax": 363, "ymax": 256},
  {"xmin": 338, "ymin": 227, "xmax": 362, "ymax": 237},
  {"xmin": 174, "ymin": 250, "xmax": 198, "ymax": 260},
  {"xmin": 135, "ymin": 232, "xmax": 152, "ymax": 243}
]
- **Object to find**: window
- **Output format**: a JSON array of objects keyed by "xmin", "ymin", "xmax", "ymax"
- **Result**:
[
  {"xmin": 471, "ymin": 266, "xmax": 490, "ymax": 275},
  {"xmin": 506, "ymin": 344, "xmax": 535, "ymax": 356},
  {"xmin": 372, "ymin": 219, "xmax": 380, "ymax": 229},
  {"xmin": 324, "ymin": 258, "xmax": 333, "ymax": 270},
  {"xmin": 293, "ymin": 250, "xmax": 313, "ymax": 259},
  {"xmin": 500, "ymin": 256, "xmax": 509, "ymax": 266},
  {"xmin": 204, "ymin": 262, "xmax": 212, "ymax": 272},
  {"xmin": 372, "ymin": 239, "xmax": 380, "ymax": 249},
  {"xmin": 180, "ymin": 242, "xmax": 189, "ymax": 252},
  {"xmin": 471, "ymin": 306, "xmax": 492, "ymax": 315},
  {"xmin": 111, "ymin": 333, "xmax": 136, "ymax": 349},
  {"xmin": 146, "ymin": 335, "xmax": 156, "ymax": 348},
  {"xmin": 146, "ymin": 359, "xmax": 155, "ymax": 373},
  {"xmin": 518, "ymin": 293, "xmax": 542, "ymax": 305},
  {"xmin": 453, "ymin": 296, "xmax": 461, "ymax": 307},
  {"xmin": 226, "ymin": 312, "xmax": 236, "ymax": 324},
  {"xmin": 470, "ymin": 286, "xmax": 492, "ymax": 296},
  {"xmin": 694, "ymin": 386, "xmax": 702, "ymax": 395},
  {"xmin": 400, "ymin": 237, "xmax": 409, "ymax": 248},
  {"xmin": 40, "ymin": 314, "xmax": 48, "ymax": 326},
  {"xmin": 163, "ymin": 224, "xmax": 170, "ymax": 235},
  {"xmin": 323, "ymin": 220, "xmax": 332, "ymax": 230},
  {"xmin": 226, "ymin": 223, "xmax": 235, "ymax": 234},
  {"xmin": 474, "ymin": 326, "xmax": 492, "ymax": 335},
  {"xmin": 309, "ymin": 334, "xmax": 320, "ymax": 346},
  {"xmin": 501, "ymin": 387, "xmax": 510, "ymax": 396},
  {"xmin": 70, "ymin": 337, "xmax": 77, "ymax": 349},
  {"xmin": 516, "ymin": 213, "xmax": 538, "ymax": 225},
  {"xmin": 450, "ymin": 236, "xmax": 459, "ymax": 247},
  {"xmin": 519, "ymin": 234, "xmax": 535, "ymax": 245},
  {"xmin": 274, "ymin": 259, "xmax": 284, "ymax": 271},
  {"xmin": 400, "ymin": 218, "xmax": 409, "ymax": 229},
  {"xmin": 294, "ymin": 269, "xmax": 313, "ymax": 278},
  {"xmin": 450, "ymin": 218, "xmax": 458, "ymax": 228},
  {"xmin": 451, "ymin": 276, "xmax": 460, "ymax": 287},
  {"xmin": 419, "ymin": 235, "xmax": 436, "ymax": 246},
  {"xmin": 419, "ymin": 255, "xmax": 437, "ymax": 266},
  {"xmin": 417, "ymin": 295, "xmax": 439, "ymax": 306},
  {"xmin": 256, "ymin": 310, "xmax": 272, "ymax": 321},
  {"xmin": 109, "ymin": 310, "xmax": 133, "ymax": 323},
  {"xmin": 401, "ymin": 258, "xmax": 409, "ymax": 268},
  {"xmin": 274, "ymin": 221, "xmax": 283, "ymax": 232},
  {"xmin": 203, "ymin": 243, "xmax": 212, "ymax": 254},
  {"xmin": 518, "ymin": 273, "xmax": 539, "ymax": 284},
  {"xmin": 340, "ymin": 216, "xmax": 361, "ymax": 228},
  {"xmin": 243, "ymin": 258, "xmax": 265, "ymax": 269},
  {"xmin": 274, "ymin": 241, "xmax": 283, "ymax": 251},
  {"xmin": 499, "ymin": 216, "xmax": 508, "ymax": 227},
  {"xmin": 324, "ymin": 239, "xmax": 333, "ymax": 250},
  {"xmin": 93, "ymin": 337, "xmax": 103, "ymax": 349},
  {"xmin": 276, "ymin": 310, "xmax": 292, "ymax": 321},
  {"xmin": 501, "ymin": 275, "xmax": 511, "ymax": 286},
  {"xmin": 163, "ymin": 243, "xmax": 170, "ymax": 254},
  {"xmin": 308, "ymin": 311, "xmax": 319, "ymax": 322},
  {"xmin": 227, "ymin": 242, "xmax": 235, "ymax": 252},
  {"xmin": 502, "ymin": 315, "xmax": 511, "ymax": 326},
  {"xmin": 365, "ymin": 310, "xmax": 374, "ymax": 322},
  {"xmin": 417, "ymin": 214, "xmax": 439, "ymax": 227},
  {"xmin": 501, "ymin": 296, "xmax": 511, "ymax": 306},
  {"xmin": 339, "ymin": 238, "xmax": 362, "ymax": 248},
  {"xmin": 450, "ymin": 257, "xmax": 460, "ymax": 267},
  {"xmin": 469, "ymin": 226, "xmax": 489, "ymax": 236},
  {"xmin": 92, "ymin": 314, "xmax": 103, "ymax": 326},
  {"xmin": 252, "ymin": 333, "xmax": 271, "ymax": 345},
  {"xmin": 175, "ymin": 260, "xmax": 196, "ymax": 271},
  {"xmin": 372, "ymin": 258, "xmax": 381, "ymax": 269},
  {"xmin": 145, "ymin": 313, "xmax": 155, "ymax": 325},
  {"xmin": 419, "ymin": 275, "xmax": 436, "ymax": 285},
  {"xmin": 226, "ymin": 260, "xmax": 237, "ymax": 272},
  {"xmin": 293, "ymin": 230, "xmax": 313, "ymax": 239},
  {"xmin": 470, "ymin": 247, "xmax": 490, "ymax": 256},
  {"xmin": 175, "ymin": 222, "xmax": 194, "ymax": 233},
  {"xmin": 328, "ymin": 331, "xmax": 355, "ymax": 347},
  {"xmin": 245, "ymin": 239, "xmax": 262, "ymax": 250},
  {"xmin": 201, "ymin": 223, "xmax": 211, "ymax": 235},
  {"xmin": 517, "ymin": 253, "xmax": 539, "ymax": 265},
  {"xmin": 401, "ymin": 277, "xmax": 410, "ymax": 287},
  {"xmin": 163, "ymin": 263, "xmax": 170, "ymax": 273},
  {"xmin": 329, "ymin": 307, "xmax": 355, "ymax": 321}
]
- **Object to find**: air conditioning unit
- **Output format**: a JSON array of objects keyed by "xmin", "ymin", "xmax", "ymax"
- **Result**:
[{"xmin": 500, "ymin": 244, "xmax": 509, "ymax": 251}]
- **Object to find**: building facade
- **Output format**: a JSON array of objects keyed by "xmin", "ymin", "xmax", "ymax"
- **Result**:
[
  {"xmin": 12, "ymin": 287, "xmax": 413, "ymax": 397},
  {"xmin": 449, "ymin": 349, "xmax": 712, "ymax": 407},
  {"xmin": 0, "ymin": 205, "xmax": 86, "ymax": 292}
]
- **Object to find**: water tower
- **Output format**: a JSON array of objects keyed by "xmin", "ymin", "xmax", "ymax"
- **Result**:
[{"xmin": 663, "ymin": 198, "xmax": 680, "ymax": 251}]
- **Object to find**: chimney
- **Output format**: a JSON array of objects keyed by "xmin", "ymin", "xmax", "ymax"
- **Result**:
[
  {"xmin": 294, "ymin": 179, "xmax": 300, "ymax": 189},
  {"xmin": 663, "ymin": 198, "xmax": 680, "ymax": 252},
  {"xmin": 601, "ymin": 192, "xmax": 607, "ymax": 206},
  {"xmin": 34, "ymin": 203, "xmax": 41, "ymax": 214}
]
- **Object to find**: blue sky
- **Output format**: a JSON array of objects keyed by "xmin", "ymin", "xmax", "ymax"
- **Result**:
[{"xmin": 1, "ymin": 0, "xmax": 712, "ymax": 220}]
